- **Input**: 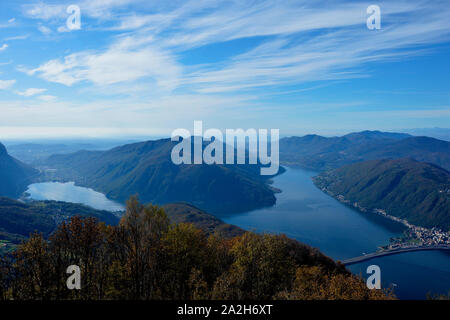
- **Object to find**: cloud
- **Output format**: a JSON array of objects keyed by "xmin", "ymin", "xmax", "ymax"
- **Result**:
[
  {"xmin": 22, "ymin": 0, "xmax": 139, "ymax": 21},
  {"xmin": 81, "ymin": 0, "xmax": 139, "ymax": 18},
  {"xmin": 0, "ymin": 17, "xmax": 16, "ymax": 28},
  {"xmin": 15, "ymin": 88, "xmax": 48, "ymax": 97},
  {"xmin": 109, "ymin": 14, "xmax": 166, "ymax": 31},
  {"xmin": 4, "ymin": 35, "xmax": 29, "ymax": 41},
  {"xmin": 0, "ymin": 60, "xmax": 13, "ymax": 66},
  {"xmin": 23, "ymin": 36, "xmax": 181, "ymax": 89},
  {"xmin": 0, "ymin": 44, "xmax": 8, "ymax": 51},
  {"xmin": 22, "ymin": 3, "xmax": 66, "ymax": 20},
  {"xmin": 57, "ymin": 26, "xmax": 69, "ymax": 33},
  {"xmin": 0, "ymin": 79, "xmax": 16, "ymax": 89},
  {"xmin": 38, "ymin": 25, "xmax": 52, "ymax": 35}
]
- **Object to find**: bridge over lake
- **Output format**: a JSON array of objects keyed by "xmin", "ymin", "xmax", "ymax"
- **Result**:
[{"xmin": 340, "ymin": 245, "xmax": 450, "ymax": 265}]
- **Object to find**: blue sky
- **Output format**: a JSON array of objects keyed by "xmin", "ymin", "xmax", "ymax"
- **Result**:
[{"xmin": 0, "ymin": 0, "xmax": 449, "ymax": 139}]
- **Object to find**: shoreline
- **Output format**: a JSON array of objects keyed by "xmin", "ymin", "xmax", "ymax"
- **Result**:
[{"xmin": 312, "ymin": 180, "xmax": 450, "ymax": 250}]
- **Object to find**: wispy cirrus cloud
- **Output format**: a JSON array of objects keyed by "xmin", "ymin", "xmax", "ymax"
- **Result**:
[
  {"xmin": 172, "ymin": 1, "xmax": 450, "ymax": 93},
  {"xmin": 37, "ymin": 25, "xmax": 52, "ymax": 35},
  {"xmin": 14, "ymin": 88, "xmax": 47, "ymax": 96},
  {"xmin": 23, "ymin": 3, "xmax": 66, "ymax": 20},
  {"xmin": 21, "ymin": 0, "xmax": 450, "ymax": 95},
  {"xmin": 22, "ymin": 35, "xmax": 181, "ymax": 89},
  {"xmin": 4, "ymin": 35, "xmax": 29, "ymax": 41},
  {"xmin": 22, "ymin": 0, "xmax": 140, "ymax": 20},
  {"xmin": 0, "ymin": 17, "xmax": 17, "ymax": 29}
]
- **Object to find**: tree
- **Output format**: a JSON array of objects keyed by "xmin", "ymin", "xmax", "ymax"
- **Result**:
[
  {"xmin": 115, "ymin": 195, "xmax": 170, "ymax": 299},
  {"xmin": 10, "ymin": 233, "xmax": 55, "ymax": 300}
]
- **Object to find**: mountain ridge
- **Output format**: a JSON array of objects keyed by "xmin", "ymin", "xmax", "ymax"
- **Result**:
[{"xmin": 280, "ymin": 131, "xmax": 450, "ymax": 171}]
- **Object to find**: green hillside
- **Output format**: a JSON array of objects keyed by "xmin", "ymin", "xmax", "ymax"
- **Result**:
[
  {"xmin": 0, "ymin": 197, "xmax": 120, "ymax": 245},
  {"xmin": 42, "ymin": 138, "xmax": 279, "ymax": 214},
  {"xmin": 313, "ymin": 159, "xmax": 450, "ymax": 231}
]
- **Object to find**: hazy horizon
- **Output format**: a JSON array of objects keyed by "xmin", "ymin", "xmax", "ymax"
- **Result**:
[{"xmin": 1, "ymin": 127, "xmax": 449, "ymax": 143}]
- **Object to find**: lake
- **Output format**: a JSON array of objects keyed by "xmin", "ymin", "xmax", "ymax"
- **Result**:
[
  {"xmin": 220, "ymin": 167, "xmax": 450, "ymax": 299},
  {"xmin": 26, "ymin": 181, "xmax": 125, "ymax": 212},
  {"xmin": 25, "ymin": 168, "xmax": 450, "ymax": 299}
]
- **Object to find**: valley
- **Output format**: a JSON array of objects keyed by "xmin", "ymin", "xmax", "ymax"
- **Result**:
[{"xmin": 0, "ymin": 131, "xmax": 449, "ymax": 299}]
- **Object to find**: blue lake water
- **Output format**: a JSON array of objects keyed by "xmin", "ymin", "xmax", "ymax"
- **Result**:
[
  {"xmin": 220, "ymin": 167, "xmax": 450, "ymax": 299},
  {"xmin": 26, "ymin": 181, "xmax": 125, "ymax": 212}
]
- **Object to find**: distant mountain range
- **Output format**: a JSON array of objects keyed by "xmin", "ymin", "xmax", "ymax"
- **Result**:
[
  {"xmin": 5, "ymin": 140, "xmax": 139, "ymax": 164},
  {"xmin": 41, "ymin": 138, "xmax": 279, "ymax": 214},
  {"xmin": 402, "ymin": 128, "xmax": 450, "ymax": 142},
  {"xmin": 0, "ymin": 142, "xmax": 38, "ymax": 198},
  {"xmin": 280, "ymin": 131, "xmax": 450, "ymax": 171},
  {"xmin": 313, "ymin": 159, "xmax": 450, "ymax": 231}
]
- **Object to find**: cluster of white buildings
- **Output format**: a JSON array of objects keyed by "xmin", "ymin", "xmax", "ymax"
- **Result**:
[{"xmin": 373, "ymin": 208, "xmax": 450, "ymax": 246}]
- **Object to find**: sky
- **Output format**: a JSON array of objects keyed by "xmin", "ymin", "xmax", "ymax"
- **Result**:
[{"xmin": 0, "ymin": 0, "xmax": 449, "ymax": 139}]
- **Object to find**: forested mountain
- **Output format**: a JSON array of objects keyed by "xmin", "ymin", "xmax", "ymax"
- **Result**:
[
  {"xmin": 0, "ymin": 197, "xmax": 120, "ymax": 245},
  {"xmin": 280, "ymin": 131, "xmax": 450, "ymax": 171},
  {"xmin": 41, "ymin": 139, "xmax": 279, "ymax": 214},
  {"xmin": 313, "ymin": 159, "xmax": 450, "ymax": 231},
  {"xmin": 0, "ymin": 142, "xmax": 38, "ymax": 198}
]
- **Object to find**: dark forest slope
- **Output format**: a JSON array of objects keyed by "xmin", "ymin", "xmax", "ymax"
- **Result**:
[
  {"xmin": 313, "ymin": 159, "xmax": 450, "ymax": 230},
  {"xmin": 0, "ymin": 197, "xmax": 119, "ymax": 244},
  {"xmin": 0, "ymin": 143, "xmax": 38, "ymax": 198}
]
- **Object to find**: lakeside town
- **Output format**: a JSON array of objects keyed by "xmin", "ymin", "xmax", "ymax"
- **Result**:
[{"xmin": 372, "ymin": 208, "xmax": 450, "ymax": 250}]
